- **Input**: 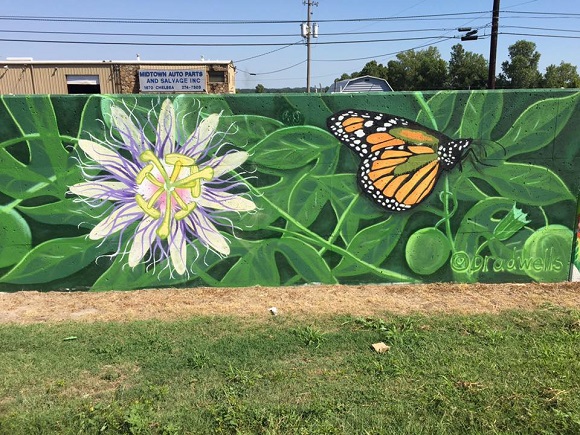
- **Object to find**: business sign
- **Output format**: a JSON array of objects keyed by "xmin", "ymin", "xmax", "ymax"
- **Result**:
[{"xmin": 139, "ymin": 69, "xmax": 206, "ymax": 92}]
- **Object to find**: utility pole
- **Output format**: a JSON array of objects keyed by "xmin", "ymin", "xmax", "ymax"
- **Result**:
[
  {"xmin": 487, "ymin": 0, "xmax": 501, "ymax": 89},
  {"xmin": 302, "ymin": 1, "xmax": 318, "ymax": 93}
]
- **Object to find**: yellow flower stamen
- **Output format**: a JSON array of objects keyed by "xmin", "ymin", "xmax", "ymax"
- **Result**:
[{"xmin": 134, "ymin": 150, "xmax": 214, "ymax": 239}]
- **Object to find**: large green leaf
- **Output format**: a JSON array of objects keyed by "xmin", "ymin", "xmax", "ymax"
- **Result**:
[
  {"xmin": 1, "ymin": 96, "xmax": 69, "ymax": 176},
  {"xmin": 333, "ymin": 215, "xmax": 409, "ymax": 277},
  {"xmin": 277, "ymin": 237, "xmax": 336, "ymax": 284},
  {"xmin": 218, "ymin": 115, "xmax": 283, "ymax": 150},
  {"xmin": 492, "ymin": 93, "xmax": 578, "ymax": 159},
  {"xmin": 0, "ymin": 96, "xmax": 75, "ymax": 200},
  {"xmin": 417, "ymin": 91, "xmax": 458, "ymax": 132},
  {"xmin": 474, "ymin": 162, "xmax": 574, "ymax": 206},
  {"xmin": 17, "ymin": 198, "xmax": 102, "ymax": 228},
  {"xmin": 220, "ymin": 240, "xmax": 280, "ymax": 286},
  {"xmin": 91, "ymin": 239, "xmax": 224, "ymax": 291},
  {"xmin": 249, "ymin": 126, "xmax": 337, "ymax": 170},
  {"xmin": 320, "ymin": 174, "xmax": 383, "ymax": 244},
  {"xmin": 459, "ymin": 92, "xmax": 503, "ymax": 140},
  {"xmin": 0, "ymin": 208, "xmax": 32, "ymax": 268},
  {"xmin": 0, "ymin": 235, "xmax": 116, "ymax": 284},
  {"xmin": 287, "ymin": 172, "xmax": 331, "ymax": 229}
]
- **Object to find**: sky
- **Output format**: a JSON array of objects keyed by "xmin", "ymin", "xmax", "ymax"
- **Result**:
[{"xmin": 1, "ymin": 0, "xmax": 578, "ymax": 89}]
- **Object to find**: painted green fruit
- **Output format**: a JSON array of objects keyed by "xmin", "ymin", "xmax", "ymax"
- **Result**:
[
  {"xmin": 405, "ymin": 227, "xmax": 452, "ymax": 275},
  {"xmin": 522, "ymin": 224, "xmax": 573, "ymax": 282}
]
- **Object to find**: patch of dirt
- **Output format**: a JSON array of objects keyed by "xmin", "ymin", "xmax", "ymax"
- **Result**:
[{"xmin": 0, "ymin": 282, "xmax": 579, "ymax": 324}]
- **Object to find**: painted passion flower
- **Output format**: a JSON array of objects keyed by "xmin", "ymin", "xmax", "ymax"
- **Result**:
[{"xmin": 70, "ymin": 99, "xmax": 255, "ymax": 275}]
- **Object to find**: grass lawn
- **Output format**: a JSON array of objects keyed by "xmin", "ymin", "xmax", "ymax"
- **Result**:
[{"xmin": 0, "ymin": 305, "xmax": 578, "ymax": 434}]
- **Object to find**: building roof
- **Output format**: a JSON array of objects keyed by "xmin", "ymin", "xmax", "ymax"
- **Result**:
[
  {"xmin": 328, "ymin": 75, "xmax": 393, "ymax": 93},
  {"xmin": 2, "ymin": 58, "xmax": 233, "ymax": 65}
]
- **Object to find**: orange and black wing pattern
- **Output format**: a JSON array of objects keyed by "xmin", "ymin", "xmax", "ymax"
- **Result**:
[{"xmin": 327, "ymin": 110, "xmax": 472, "ymax": 212}]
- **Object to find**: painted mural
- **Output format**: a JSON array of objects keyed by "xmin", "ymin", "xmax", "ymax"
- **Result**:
[{"xmin": 0, "ymin": 90, "xmax": 578, "ymax": 291}]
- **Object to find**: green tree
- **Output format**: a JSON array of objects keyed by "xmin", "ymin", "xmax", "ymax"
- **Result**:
[
  {"xmin": 356, "ymin": 60, "xmax": 389, "ymax": 79},
  {"xmin": 255, "ymin": 83, "xmax": 265, "ymax": 93},
  {"xmin": 543, "ymin": 62, "xmax": 580, "ymax": 88},
  {"xmin": 448, "ymin": 44, "xmax": 488, "ymax": 89},
  {"xmin": 387, "ymin": 47, "xmax": 448, "ymax": 90},
  {"xmin": 498, "ymin": 40, "xmax": 542, "ymax": 88}
]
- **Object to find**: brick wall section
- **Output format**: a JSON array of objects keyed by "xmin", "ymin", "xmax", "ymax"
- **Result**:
[
  {"xmin": 118, "ymin": 63, "xmax": 232, "ymax": 94},
  {"xmin": 119, "ymin": 65, "xmax": 140, "ymax": 94}
]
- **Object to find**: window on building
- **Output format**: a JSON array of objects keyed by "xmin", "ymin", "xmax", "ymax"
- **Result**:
[
  {"xmin": 208, "ymin": 71, "xmax": 226, "ymax": 83},
  {"xmin": 66, "ymin": 75, "xmax": 101, "ymax": 94}
]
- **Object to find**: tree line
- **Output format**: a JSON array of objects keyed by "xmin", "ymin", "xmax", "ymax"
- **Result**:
[{"xmin": 335, "ymin": 40, "xmax": 580, "ymax": 91}]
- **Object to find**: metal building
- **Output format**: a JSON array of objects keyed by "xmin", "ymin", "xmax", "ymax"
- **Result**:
[
  {"xmin": 328, "ymin": 75, "xmax": 393, "ymax": 93},
  {"xmin": 0, "ymin": 59, "xmax": 236, "ymax": 95}
]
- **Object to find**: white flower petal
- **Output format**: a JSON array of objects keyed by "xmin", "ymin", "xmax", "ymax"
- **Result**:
[
  {"xmin": 188, "ymin": 210, "xmax": 230, "ymax": 256},
  {"xmin": 111, "ymin": 106, "xmax": 147, "ymax": 154},
  {"xmin": 78, "ymin": 139, "xmax": 135, "ymax": 179},
  {"xmin": 128, "ymin": 216, "xmax": 157, "ymax": 267},
  {"xmin": 69, "ymin": 181, "xmax": 128, "ymax": 199},
  {"xmin": 209, "ymin": 151, "xmax": 249, "ymax": 178},
  {"xmin": 89, "ymin": 203, "xmax": 143, "ymax": 240},
  {"xmin": 169, "ymin": 223, "xmax": 187, "ymax": 275},
  {"xmin": 198, "ymin": 191, "xmax": 256, "ymax": 212},
  {"xmin": 183, "ymin": 113, "xmax": 220, "ymax": 156},
  {"xmin": 156, "ymin": 99, "xmax": 176, "ymax": 154}
]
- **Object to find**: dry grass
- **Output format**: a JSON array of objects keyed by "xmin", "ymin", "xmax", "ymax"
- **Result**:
[{"xmin": 0, "ymin": 282, "xmax": 579, "ymax": 324}]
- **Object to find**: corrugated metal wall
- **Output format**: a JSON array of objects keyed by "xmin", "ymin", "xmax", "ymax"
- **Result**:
[
  {"xmin": 0, "ymin": 64, "xmax": 114, "ymax": 94},
  {"xmin": 0, "ymin": 66, "xmax": 35, "ymax": 94}
]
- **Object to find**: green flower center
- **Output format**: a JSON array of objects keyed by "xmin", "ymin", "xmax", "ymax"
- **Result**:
[{"xmin": 135, "ymin": 150, "xmax": 214, "ymax": 239}]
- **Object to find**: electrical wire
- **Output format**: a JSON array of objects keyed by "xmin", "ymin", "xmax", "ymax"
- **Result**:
[
  {"xmin": 0, "ymin": 11, "xmax": 492, "ymax": 25},
  {"xmin": 0, "ymin": 35, "xmax": 473, "ymax": 47}
]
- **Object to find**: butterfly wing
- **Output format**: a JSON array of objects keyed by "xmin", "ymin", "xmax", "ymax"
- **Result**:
[
  {"xmin": 327, "ymin": 110, "xmax": 471, "ymax": 212},
  {"xmin": 359, "ymin": 146, "xmax": 442, "ymax": 211},
  {"xmin": 326, "ymin": 109, "xmax": 449, "ymax": 158}
]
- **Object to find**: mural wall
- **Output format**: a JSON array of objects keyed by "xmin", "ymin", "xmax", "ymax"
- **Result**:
[{"xmin": 0, "ymin": 90, "xmax": 578, "ymax": 291}]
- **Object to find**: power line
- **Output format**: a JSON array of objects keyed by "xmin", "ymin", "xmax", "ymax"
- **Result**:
[
  {"xmin": 0, "ymin": 26, "xmax": 480, "ymax": 38},
  {"xmin": 499, "ymin": 32, "xmax": 580, "ymax": 39},
  {"xmin": 0, "ymin": 34, "xmax": 475, "ymax": 47},
  {"xmin": 234, "ymin": 41, "xmax": 303, "ymax": 63},
  {"xmin": 0, "ymin": 11, "xmax": 493, "ymax": 24}
]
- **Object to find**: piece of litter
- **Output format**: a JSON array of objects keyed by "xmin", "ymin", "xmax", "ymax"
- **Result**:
[
  {"xmin": 371, "ymin": 342, "xmax": 390, "ymax": 353},
  {"xmin": 269, "ymin": 307, "xmax": 278, "ymax": 316},
  {"xmin": 63, "ymin": 336, "xmax": 78, "ymax": 341}
]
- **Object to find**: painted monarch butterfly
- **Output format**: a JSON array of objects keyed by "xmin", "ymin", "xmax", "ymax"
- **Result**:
[{"xmin": 327, "ymin": 110, "xmax": 472, "ymax": 212}]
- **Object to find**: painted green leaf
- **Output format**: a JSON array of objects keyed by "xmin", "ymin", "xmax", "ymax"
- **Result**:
[
  {"xmin": 492, "ymin": 93, "xmax": 578, "ymax": 159},
  {"xmin": 451, "ymin": 174, "xmax": 489, "ymax": 202},
  {"xmin": 277, "ymin": 237, "xmax": 336, "ymax": 284},
  {"xmin": 220, "ymin": 240, "xmax": 280, "ymax": 286},
  {"xmin": 249, "ymin": 126, "xmax": 338, "ymax": 169},
  {"xmin": 175, "ymin": 94, "xmax": 234, "ymax": 117},
  {"xmin": 333, "ymin": 215, "xmax": 409, "ymax": 277},
  {"xmin": 1, "ymin": 96, "xmax": 69, "ymax": 176},
  {"xmin": 17, "ymin": 199, "xmax": 102, "ymax": 228},
  {"xmin": 0, "ymin": 235, "xmax": 115, "ymax": 284},
  {"xmin": 0, "ymin": 149, "xmax": 61, "ymax": 199},
  {"xmin": 417, "ymin": 91, "xmax": 457, "ymax": 132},
  {"xmin": 218, "ymin": 115, "xmax": 283, "ymax": 150},
  {"xmin": 459, "ymin": 92, "xmax": 503, "ymax": 139},
  {"xmin": 287, "ymin": 173, "xmax": 331, "ymax": 229},
  {"xmin": 91, "ymin": 237, "xmax": 228, "ymax": 291},
  {"xmin": 0, "ymin": 208, "xmax": 32, "ymax": 268},
  {"xmin": 0, "ymin": 95, "xmax": 74, "ymax": 200},
  {"xmin": 173, "ymin": 95, "xmax": 236, "ymax": 142},
  {"xmin": 320, "ymin": 174, "xmax": 383, "ymax": 244},
  {"xmin": 475, "ymin": 163, "xmax": 574, "ymax": 205}
]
